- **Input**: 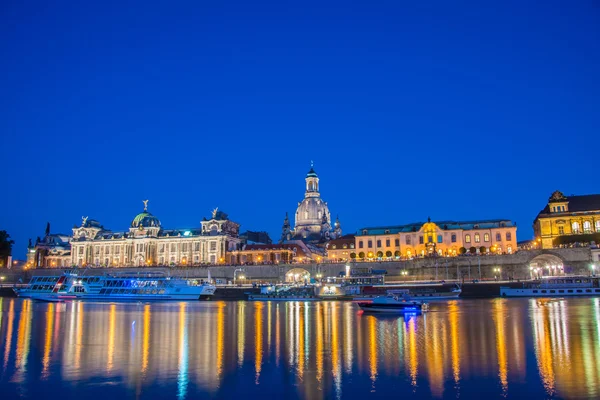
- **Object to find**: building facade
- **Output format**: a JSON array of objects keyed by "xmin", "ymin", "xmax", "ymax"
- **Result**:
[
  {"xmin": 38, "ymin": 202, "xmax": 242, "ymax": 268},
  {"xmin": 355, "ymin": 218, "xmax": 517, "ymax": 260},
  {"xmin": 281, "ymin": 164, "xmax": 342, "ymax": 244},
  {"xmin": 534, "ymin": 190, "xmax": 600, "ymax": 249},
  {"xmin": 325, "ymin": 234, "xmax": 356, "ymax": 262}
]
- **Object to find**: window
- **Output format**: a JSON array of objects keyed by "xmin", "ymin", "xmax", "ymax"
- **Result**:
[
  {"xmin": 451, "ymin": 234, "xmax": 456, "ymax": 243},
  {"xmin": 428, "ymin": 235, "xmax": 433, "ymax": 243},
  {"xmin": 583, "ymin": 221, "xmax": 592, "ymax": 233},
  {"xmin": 95, "ymin": 247, "xmax": 100, "ymax": 255},
  {"xmin": 395, "ymin": 239, "xmax": 400, "ymax": 247},
  {"xmin": 596, "ymin": 221, "xmax": 600, "ymax": 232},
  {"xmin": 376, "ymin": 240, "xmax": 381, "ymax": 247},
  {"xmin": 115, "ymin": 246, "xmax": 120, "ymax": 255},
  {"xmin": 484, "ymin": 233, "xmax": 489, "ymax": 242},
  {"xmin": 105, "ymin": 246, "xmax": 110, "ymax": 254},
  {"xmin": 437, "ymin": 235, "xmax": 442, "ymax": 243},
  {"xmin": 170, "ymin": 243, "xmax": 176, "ymax": 252},
  {"xmin": 406, "ymin": 236, "xmax": 411, "ymax": 245},
  {"xmin": 475, "ymin": 234, "xmax": 480, "ymax": 243},
  {"xmin": 419, "ymin": 236, "xmax": 424, "ymax": 244},
  {"xmin": 496, "ymin": 233, "xmax": 501, "ymax": 241},
  {"xmin": 331, "ymin": 245, "xmax": 337, "ymax": 249},
  {"xmin": 359, "ymin": 241, "xmax": 363, "ymax": 249},
  {"xmin": 210, "ymin": 241, "xmax": 217, "ymax": 251},
  {"xmin": 465, "ymin": 235, "xmax": 471, "ymax": 243},
  {"xmin": 194, "ymin": 242, "xmax": 200, "ymax": 251},
  {"xmin": 182, "ymin": 243, "xmax": 188, "ymax": 252},
  {"xmin": 507, "ymin": 245, "xmax": 512, "ymax": 254},
  {"xmin": 159, "ymin": 244, "xmax": 165, "ymax": 253},
  {"xmin": 558, "ymin": 226, "xmax": 564, "ymax": 235},
  {"xmin": 79, "ymin": 247, "xmax": 84, "ymax": 255},
  {"xmin": 385, "ymin": 239, "xmax": 390, "ymax": 247},
  {"xmin": 506, "ymin": 232, "xmax": 512, "ymax": 241},
  {"xmin": 362, "ymin": 230, "xmax": 368, "ymax": 235},
  {"xmin": 572, "ymin": 222, "xmax": 580, "ymax": 234},
  {"xmin": 368, "ymin": 240, "xmax": 373, "ymax": 248}
]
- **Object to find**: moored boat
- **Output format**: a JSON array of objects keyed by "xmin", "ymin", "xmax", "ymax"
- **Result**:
[
  {"xmin": 357, "ymin": 293, "xmax": 428, "ymax": 313},
  {"xmin": 14, "ymin": 270, "xmax": 215, "ymax": 302},
  {"xmin": 500, "ymin": 276, "xmax": 600, "ymax": 297},
  {"xmin": 246, "ymin": 284, "xmax": 318, "ymax": 301}
]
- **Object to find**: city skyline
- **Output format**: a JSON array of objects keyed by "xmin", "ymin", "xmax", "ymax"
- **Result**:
[{"xmin": 2, "ymin": 1, "xmax": 599, "ymax": 258}]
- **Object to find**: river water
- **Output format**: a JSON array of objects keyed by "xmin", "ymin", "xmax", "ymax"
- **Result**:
[{"xmin": 0, "ymin": 298, "xmax": 599, "ymax": 399}]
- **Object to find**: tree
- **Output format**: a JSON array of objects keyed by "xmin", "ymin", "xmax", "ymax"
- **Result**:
[
  {"xmin": 0, "ymin": 231, "xmax": 15, "ymax": 268},
  {"xmin": 350, "ymin": 252, "xmax": 356, "ymax": 259},
  {"xmin": 358, "ymin": 252, "xmax": 365, "ymax": 259},
  {"xmin": 459, "ymin": 247, "xmax": 467, "ymax": 255},
  {"xmin": 479, "ymin": 246, "xmax": 487, "ymax": 254},
  {"xmin": 469, "ymin": 246, "xmax": 477, "ymax": 254}
]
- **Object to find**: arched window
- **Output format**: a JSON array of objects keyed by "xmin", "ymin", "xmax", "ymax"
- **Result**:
[
  {"xmin": 596, "ymin": 221, "xmax": 600, "ymax": 232},
  {"xmin": 484, "ymin": 233, "xmax": 489, "ymax": 242},
  {"xmin": 465, "ymin": 234, "xmax": 471, "ymax": 243},
  {"xmin": 475, "ymin": 233, "xmax": 480, "ymax": 243},
  {"xmin": 572, "ymin": 221, "xmax": 580, "ymax": 234},
  {"xmin": 583, "ymin": 221, "xmax": 592, "ymax": 233},
  {"xmin": 308, "ymin": 182, "xmax": 314, "ymax": 191}
]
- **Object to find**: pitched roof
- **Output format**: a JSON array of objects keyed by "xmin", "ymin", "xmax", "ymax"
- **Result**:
[
  {"xmin": 537, "ymin": 194, "xmax": 600, "ymax": 218},
  {"xmin": 357, "ymin": 219, "xmax": 515, "ymax": 235}
]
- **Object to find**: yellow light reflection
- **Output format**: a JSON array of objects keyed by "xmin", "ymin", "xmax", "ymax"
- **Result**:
[
  {"xmin": 315, "ymin": 302, "xmax": 323, "ymax": 383},
  {"xmin": 297, "ymin": 302, "xmax": 304, "ymax": 380},
  {"xmin": 343, "ymin": 302, "xmax": 353, "ymax": 374},
  {"xmin": 448, "ymin": 301, "xmax": 461, "ymax": 385},
  {"xmin": 368, "ymin": 315, "xmax": 377, "ymax": 386},
  {"xmin": 254, "ymin": 302, "xmax": 263, "ymax": 384},
  {"xmin": 331, "ymin": 303, "xmax": 342, "ymax": 398},
  {"xmin": 493, "ymin": 300, "xmax": 508, "ymax": 393},
  {"xmin": 74, "ymin": 302, "xmax": 84, "ymax": 371},
  {"xmin": 407, "ymin": 317, "xmax": 418, "ymax": 389},
  {"xmin": 275, "ymin": 304, "xmax": 280, "ymax": 367},
  {"xmin": 237, "ymin": 302, "xmax": 246, "ymax": 367},
  {"xmin": 15, "ymin": 299, "xmax": 32, "ymax": 373},
  {"xmin": 532, "ymin": 300, "xmax": 556, "ymax": 395},
  {"xmin": 3, "ymin": 299, "xmax": 15, "ymax": 369},
  {"xmin": 141, "ymin": 305, "xmax": 150, "ymax": 374},
  {"xmin": 216, "ymin": 302, "xmax": 224, "ymax": 378},
  {"xmin": 177, "ymin": 302, "xmax": 188, "ymax": 400},
  {"xmin": 42, "ymin": 303, "xmax": 55, "ymax": 378},
  {"xmin": 107, "ymin": 304, "xmax": 116, "ymax": 372}
]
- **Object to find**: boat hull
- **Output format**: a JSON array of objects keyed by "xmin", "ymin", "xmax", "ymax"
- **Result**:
[
  {"xmin": 358, "ymin": 302, "xmax": 426, "ymax": 313},
  {"xmin": 500, "ymin": 287, "xmax": 600, "ymax": 297}
]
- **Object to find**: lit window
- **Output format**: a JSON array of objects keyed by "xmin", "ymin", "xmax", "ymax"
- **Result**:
[
  {"xmin": 475, "ymin": 234, "xmax": 480, "ymax": 243},
  {"xmin": 583, "ymin": 221, "xmax": 592, "ymax": 233},
  {"xmin": 572, "ymin": 222, "xmax": 580, "ymax": 234},
  {"xmin": 596, "ymin": 221, "xmax": 600, "ymax": 232},
  {"xmin": 465, "ymin": 235, "xmax": 471, "ymax": 243},
  {"xmin": 484, "ymin": 233, "xmax": 489, "ymax": 242},
  {"xmin": 558, "ymin": 226, "xmax": 564, "ymax": 235}
]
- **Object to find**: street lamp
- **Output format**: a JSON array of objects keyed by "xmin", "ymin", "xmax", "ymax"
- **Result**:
[{"xmin": 493, "ymin": 267, "xmax": 501, "ymax": 281}]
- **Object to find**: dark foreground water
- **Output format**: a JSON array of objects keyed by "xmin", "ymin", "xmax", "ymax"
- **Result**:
[{"xmin": 0, "ymin": 298, "xmax": 599, "ymax": 400}]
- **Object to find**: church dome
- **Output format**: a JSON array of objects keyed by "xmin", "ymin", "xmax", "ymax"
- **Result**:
[{"xmin": 131, "ymin": 211, "xmax": 160, "ymax": 228}]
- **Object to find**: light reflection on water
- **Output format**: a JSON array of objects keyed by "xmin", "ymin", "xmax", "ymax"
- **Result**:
[{"xmin": 0, "ymin": 298, "xmax": 599, "ymax": 399}]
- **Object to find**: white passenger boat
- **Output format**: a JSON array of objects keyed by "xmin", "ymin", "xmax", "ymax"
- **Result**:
[
  {"xmin": 14, "ymin": 271, "xmax": 215, "ymax": 301},
  {"xmin": 357, "ymin": 293, "xmax": 428, "ymax": 313},
  {"xmin": 500, "ymin": 276, "xmax": 600, "ymax": 297}
]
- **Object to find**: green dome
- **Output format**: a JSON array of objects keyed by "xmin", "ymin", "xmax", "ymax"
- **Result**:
[{"xmin": 131, "ymin": 211, "xmax": 160, "ymax": 228}]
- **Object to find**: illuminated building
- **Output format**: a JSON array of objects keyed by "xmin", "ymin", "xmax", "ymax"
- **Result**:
[
  {"xmin": 326, "ymin": 234, "xmax": 356, "ymax": 262},
  {"xmin": 280, "ymin": 164, "xmax": 342, "ymax": 244},
  {"xmin": 35, "ymin": 202, "xmax": 241, "ymax": 267},
  {"xmin": 355, "ymin": 218, "xmax": 517, "ymax": 259},
  {"xmin": 534, "ymin": 190, "xmax": 600, "ymax": 249}
]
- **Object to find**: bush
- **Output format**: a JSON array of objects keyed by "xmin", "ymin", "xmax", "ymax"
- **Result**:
[
  {"xmin": 479, "ymin": 246, "xmax": 487, "ymax": 254},
  {"xmin": 350, "ymin": 252, "xmax": 356, "ymax": 259},
  {"xmin": 459, "ymin": 247, "xmax": 467, "ymax": 255},
  {"xmin": 469, "ymin": 247, "xmax": 477, "ymax": 254},
  {"xmin": 358, "ymin": 252, "xmax": 365, "ymax": 259}
]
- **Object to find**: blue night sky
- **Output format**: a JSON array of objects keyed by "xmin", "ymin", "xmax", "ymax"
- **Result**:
[{"xmin": 1, "ymin": 1, "xmax": 599, "ymax": 258}]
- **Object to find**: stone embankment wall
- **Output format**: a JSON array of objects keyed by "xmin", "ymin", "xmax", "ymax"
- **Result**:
[{"xmin": 8, "ymin": 248, "xmax": 592, "ymax": 283}]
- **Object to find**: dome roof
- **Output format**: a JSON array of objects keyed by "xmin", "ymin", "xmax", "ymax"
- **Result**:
[
  {"xmin": 295, "ymin": 197, "xmax": 331, "ymax": 227},
  {"xmin": 306, "ymin": 167, "xmax": 318, "ymax": 178},
  {"xmin": 131, "ymin": 211, "xmax": 160, "ymax": 228}
]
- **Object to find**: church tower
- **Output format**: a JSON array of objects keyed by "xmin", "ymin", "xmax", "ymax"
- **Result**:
[{"xmin": 280, "ymin": 212, "xmax": 292, "ymax": 243}]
